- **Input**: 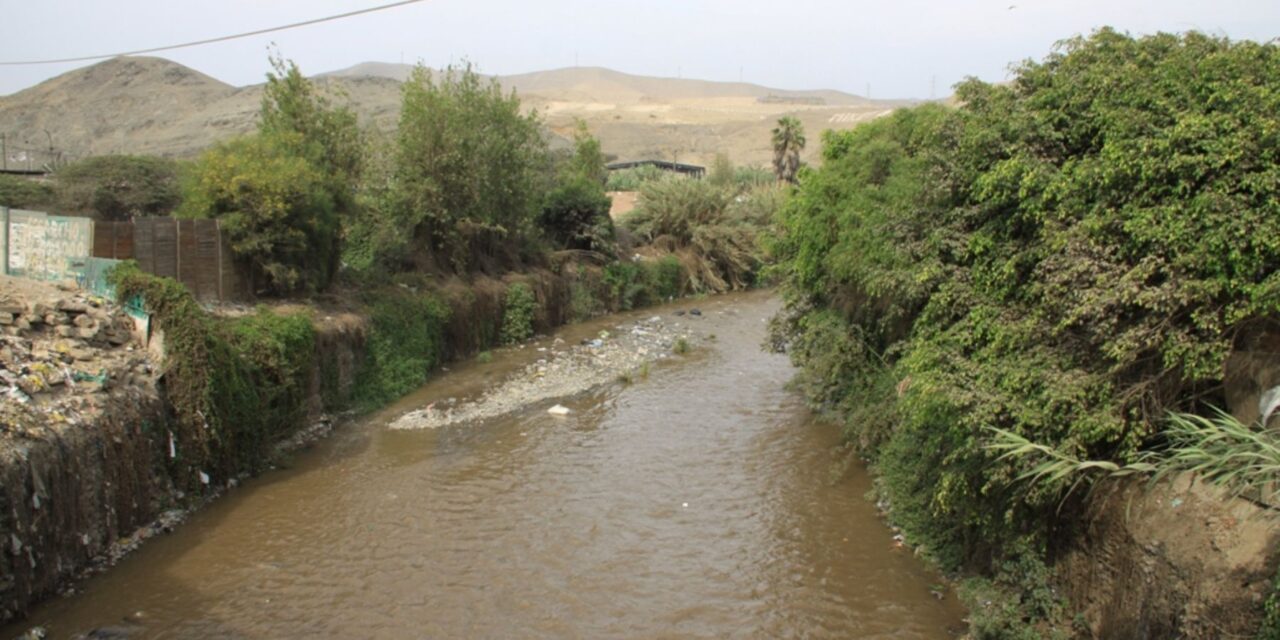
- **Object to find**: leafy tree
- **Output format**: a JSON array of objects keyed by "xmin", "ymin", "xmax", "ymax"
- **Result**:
[
  {"xmin": 539, "ymin": 121, "xmax": 614, "ymax": 253},
  {"xmin": 539, "ymin": 176, "xmax": 614, "ymax": 252},
  {"xmin": 259, "ymin": 54, "xmax": 363, "ymax": 202},
  {"xmin": 771, "ymin": 116, "xmax": 806, "ymax": 183},
  {"xmin": 563, "ymin": 119, "xmax": 608, "ymax": 186},
  {"xmin": 52, "ymin": 155, "xmax": 180, "ymax": 220},
  {"xmin": 709, "ymin": 153, "xmax": 735, "ymax": 189},
  {"xmin": 259, "ymin": 54, "xmax": 364, "ymax": 282},
  {"xmin": 180, "ymin": 55, "xmax": 360, "ymax": 293},
  {"xmin": 368, "ymin": 63, "xmax": 548, "ymax": 273},
  {"xmin": 179, "ymin": 132, "xmax": 337, "ymax": 295}
]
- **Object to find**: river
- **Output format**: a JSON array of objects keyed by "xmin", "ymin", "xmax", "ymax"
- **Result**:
[{"xmin": 6, "ymin": 290, "xmax": 965, "ymax": 639}]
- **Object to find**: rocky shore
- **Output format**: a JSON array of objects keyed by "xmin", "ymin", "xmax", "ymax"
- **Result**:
[{"xmin": 391, "ymin": 313, "xmax": 696, "ymax": 430}]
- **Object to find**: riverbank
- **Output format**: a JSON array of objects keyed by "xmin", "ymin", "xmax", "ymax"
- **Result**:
[
  {"xmin": 2, "ymin": 290, "xmax": 968, "ymax": 639},
  {"xmin": 0, "ymin": 255, "xmax": 738, "ymax": 626}
]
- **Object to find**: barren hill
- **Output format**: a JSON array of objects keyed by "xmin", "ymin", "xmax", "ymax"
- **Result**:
[{"xmin": 1, "ymin": 56, "xmax": 909, "ymax": 167}]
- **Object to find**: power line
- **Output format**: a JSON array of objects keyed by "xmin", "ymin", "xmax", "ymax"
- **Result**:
[{"xmin": 0, "ymin": 0, "xmax": 428, "ymax": 66}]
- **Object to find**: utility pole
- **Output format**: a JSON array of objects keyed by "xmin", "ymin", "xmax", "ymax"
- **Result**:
[{"xmin": 1, "ymin": 133, "xmax": 6, "ymax": 171}]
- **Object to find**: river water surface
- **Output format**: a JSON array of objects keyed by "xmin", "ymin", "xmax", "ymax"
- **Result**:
[{"xmin": 8, "ymin": 291, "xmax": 964, "ymax": 639}]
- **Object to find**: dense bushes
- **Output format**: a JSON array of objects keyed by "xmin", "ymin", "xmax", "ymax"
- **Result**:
[
  {"xmin": 500, "ymin": 282, "xmax": 536, "ymax": 345},
  {"xmin": 619, "ymin": 175, "xmax": 780, "ymax": 292},
  {"xmin": 108, "ymin": 262, "xmax": 316, "ymax": 492},
  {"xmin": 771, "ymin": 27, "xmax": 1280, "ymax": 609},
  {"xmin": 352, "ymin": 64, "xmax": 548, "ymax": 274},
  {"xmin": 180, "ymin": 133, "xmax": 339, "ymax": 295},
  {"xmin": 1, "ymin": 156, "xmax": 179, "ymax": 219},
  {"xmin": 53, "ymin": 155, "xmax": 181, "ymax": 220},
  {"xmin": 0, "ymin": 174, "xmax": 54, "ymax": 209},
  {"xmin": 353, "ymin": 287, "xmax": 451, "ymax": 408},
  {"xmin": 179, "ymin": 56, "xmax": 357, "ymax": 295}
]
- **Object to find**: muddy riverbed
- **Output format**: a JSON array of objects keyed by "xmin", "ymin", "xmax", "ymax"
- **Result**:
[{"xmin": 4, "ymin": 290, "xmax": 965, "ymax": 639}]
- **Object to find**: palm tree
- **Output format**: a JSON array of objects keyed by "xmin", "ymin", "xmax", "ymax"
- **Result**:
[{"xmin": 771, "ymin": 116, "xmax": 806, "ymax": 183}]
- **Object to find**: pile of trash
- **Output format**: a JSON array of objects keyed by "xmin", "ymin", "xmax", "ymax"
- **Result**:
[{"xmin": 0, "ymin": 281, "xmax": 157, "ymax": 436}]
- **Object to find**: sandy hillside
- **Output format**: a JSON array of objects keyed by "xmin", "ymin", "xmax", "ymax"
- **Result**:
[{"xmin": 1, "ymin": 56, "xmax": 913, "ymax": 168}]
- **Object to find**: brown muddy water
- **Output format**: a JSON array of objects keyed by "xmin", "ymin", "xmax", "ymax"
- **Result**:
[{"xmin": 6, "ymin": 291, "xmax": 965, "ymax": 639}]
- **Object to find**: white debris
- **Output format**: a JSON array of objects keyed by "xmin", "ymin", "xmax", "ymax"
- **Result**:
[{"xmin": 547, "ymin": 404, "xmax": 571, "ymax": 416}]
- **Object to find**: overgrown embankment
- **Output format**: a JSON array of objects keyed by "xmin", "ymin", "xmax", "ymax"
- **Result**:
[
  {"xmin": 0, "ymin": 241, "xmax": 758, "ymax": 624},
  {"xmin": 769, "ymin": 29, "xmax": 1280, "ymax": 637}
]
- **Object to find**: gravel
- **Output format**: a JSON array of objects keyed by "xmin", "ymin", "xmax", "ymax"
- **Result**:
[{"xmin": 390, "ymin": 315, "xmax": 693, "ymax": 430}]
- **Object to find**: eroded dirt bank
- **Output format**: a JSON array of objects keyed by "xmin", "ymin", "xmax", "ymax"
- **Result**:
[
  {"xmin": 0, "ymin": 275, "xmax": 372, "ymax": 625},
  {"xmin": 1055, "ymin": 475, "xmax": 1277, "ymax": 639}
]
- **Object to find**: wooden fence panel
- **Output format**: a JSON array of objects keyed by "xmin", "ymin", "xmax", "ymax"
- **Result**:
[
  {"xmin": 177, "ymin": 219, "xmax": 198, "ymax": 296},
  {"xmin": 194, "ymin": 219, "xmax": 220, "ymax": 301},
  {"xmin": 92, "ymin": 221, "xmax": 135, "ymax": 260},
  {"xmin": 134, "ymin": 219, "xmax": 156, "ymax": 275},
  {"xmin": 151, "ymin": 218, "xmax": 179, "ymax": 280}
]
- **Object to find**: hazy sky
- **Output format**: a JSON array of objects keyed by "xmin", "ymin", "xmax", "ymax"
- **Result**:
[{"xmin": 1, "ymin": 0, "xmax": 1277, "ymax": 98}]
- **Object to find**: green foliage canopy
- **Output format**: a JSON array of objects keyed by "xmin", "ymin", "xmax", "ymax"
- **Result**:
[
  {"xmin": 180, "ymin": 133, "xmax": 338, "ymax": 295},
  {"xmin": 52, "ymin": 155, "xmax": 181, "ymax": 220},
  {"xmin": 377, "ymin": 63, "xmax": 548, "ymax": 273},
  {"xmin": 772, "ymin": 29, "xmax": 1280, "ymax": 571},
  {"xmin": 771, "ymin": 116, "xmax": 806, "ymax": 183}
]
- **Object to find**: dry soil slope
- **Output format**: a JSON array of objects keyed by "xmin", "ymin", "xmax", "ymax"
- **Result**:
[
  {"xmin": 0, "ymin": 57, "xmax": 257, "ymax": 158},
  {"xmin": 0, "ymin": 57, "xmax": 402, "ymax": 159}
]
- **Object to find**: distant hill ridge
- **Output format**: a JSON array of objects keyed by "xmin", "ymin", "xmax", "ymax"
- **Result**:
[
  {"xmin": 320, "ymin": 62, "xmax": 873, "ymax": 106},
  {"xmin": 0, "ymin": 56, "xmax": 905, "ymax": 166}
]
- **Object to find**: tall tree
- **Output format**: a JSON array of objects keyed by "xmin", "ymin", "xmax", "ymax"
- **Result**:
[
  {"xmin": 386, "ymin": 63, "xmax": 548, "ymax": 272},
  {"xmin": 771, "ymin": 116, "xmax": 806, "ymax": 184}
]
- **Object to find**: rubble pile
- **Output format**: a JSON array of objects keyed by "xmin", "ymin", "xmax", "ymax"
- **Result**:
[{"xmin": 0, "ymin": 283, "xmax": 157, "ymax": 436}]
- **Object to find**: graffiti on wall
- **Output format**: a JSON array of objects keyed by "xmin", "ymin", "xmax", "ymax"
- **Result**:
[{"xmin": 3, "ymin": 209, "xmax": 93, "ymax": 281}]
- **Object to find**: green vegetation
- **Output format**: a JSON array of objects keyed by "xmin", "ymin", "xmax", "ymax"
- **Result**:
[
  {"xmin": 770, "ymin": 116, "xmax": 805, "ymax": 183},
  {"xmin": 180, "ymin": 133, "xmax": 338, "ymax": 295},
  {"xmin": 770, "ymin": 29, "xmax": 1280, "ymax": 634},
  {"xmin": 990, "ymin": 409, "xmax": 1280, "ymax": 505},
  {"xmin": 620, "ymin": 174, "xmax": 778, "ymax": 292},
  {"xmin": 673, "ymin": 337, "xmax": 690, "ymax": 355},
  {"xmin": 52, "ymin": 155, "xmax": 181, "ymax": 220},
  {"xmin": 179, "ymin": 55, "xmax": 357, "ymax": 294},
  {"xmin": 0, "ymin": 174, "xmax": 54, "ymax": 209},
  {"xmin": 601, "ymin": 256, "xmax": 683, "ymax": 310},
  {"xmin": 539, "ymin": 122, "xmax": 615, "ymax": 253},
  {"xmin": 108, "ymin": 262, "xmax": 316, "ymax": 491},
  {"xmin": 605, "ymin": 164, "xmax": 669, "ymax": 191},
  {"xmin": 1, "ymin": 155, "xmax": 180, "ymax": 219},
  {"xmin": 500, "ymin": 282, "xmax": 537, "ymax": 345},
  {"xmin": 353, "ymin": 63, "xmax": 547, "ymax": 274},
  {"xmin": 353, "ymin": 288, "xmax": 451, "ymax": 408},
  {"xmin": 1261, "ymin": 566, "xmax": 1280, "ymax": 640}
]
